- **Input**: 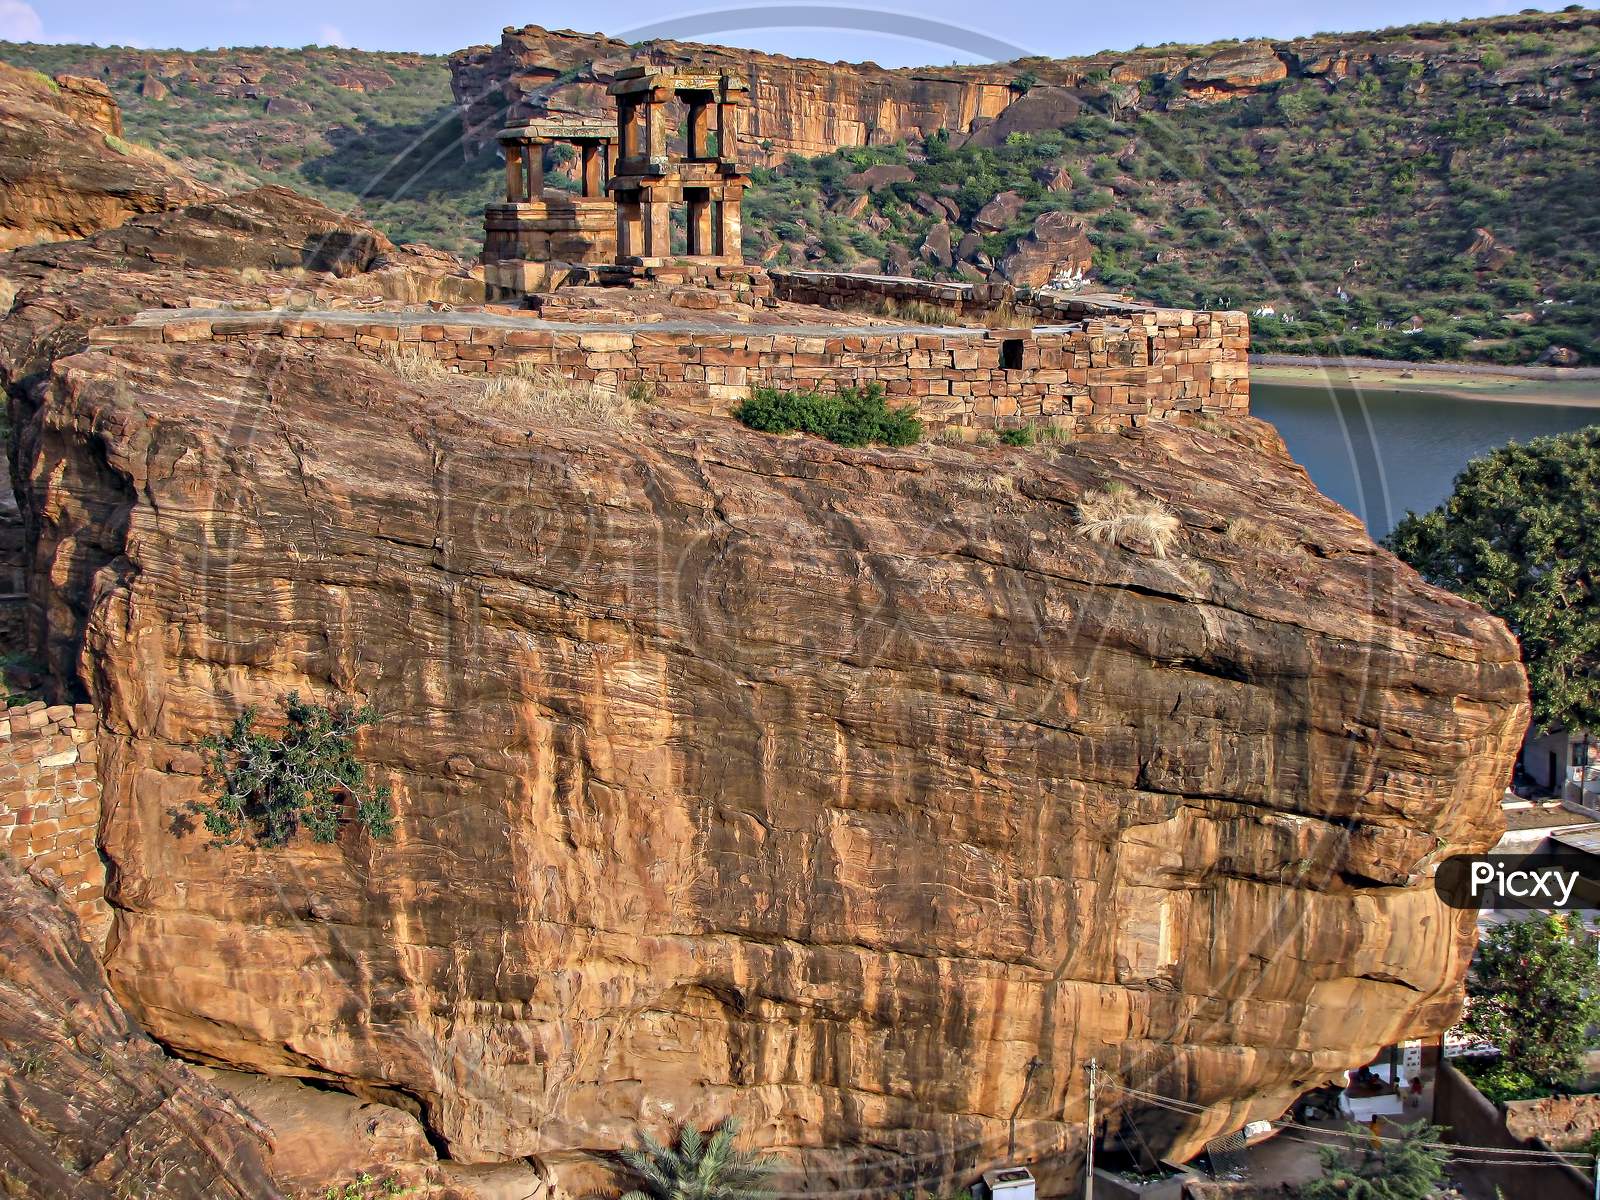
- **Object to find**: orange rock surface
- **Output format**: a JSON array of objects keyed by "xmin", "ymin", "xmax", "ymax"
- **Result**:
[{"xmin": 12, "ymin": 331, "xmax": 1526, "ymax": 1193}]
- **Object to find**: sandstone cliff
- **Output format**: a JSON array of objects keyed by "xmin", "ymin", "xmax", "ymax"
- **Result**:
[
  {"xmin": 11, "ymin": 325, "xmax": 1526, "ymax": 1192},
  {"xmin": 448, "ymin": 9, "xmax": 1600, "ymax": 166},
  {"xmin": 0, "ymin": 855, "xmax": 282, "ymax": 1198},
  {"xmin": 0, "ymin": 62, "xmax": 219, "ymax": 250}
]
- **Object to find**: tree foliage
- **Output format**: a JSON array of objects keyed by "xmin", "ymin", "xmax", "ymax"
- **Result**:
[
  {"xmin": 1298, "ymin": 1122, "xmax": 1449, "ymax": 1200},
  {"xmin": 191, "ymin": 693, "xmax": 394, "ymax": 847},
  {"xmin": 1383, "ymin": 427, "xmax": 1600, "ymax": 733},
  {"xmin": 617, "ymin": 1118, "xmax": 777, "ymax": 1200},
  {"xmin": 1457, "ymin": 913, "xmax": 1600, "ymax": 1091}
]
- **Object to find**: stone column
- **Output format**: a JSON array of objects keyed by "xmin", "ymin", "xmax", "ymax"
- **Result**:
[
  {"xmin": 526, "ymin": 140, "xmax": 544, "ymax": 199},
  {"xmin": 504, "ymin": 141, "xmax": 525, "ymax": 203},
  {"xmin": 646, "ymin": 89, "xmax": 669, "ymax": 160},
  {"xmin": 688, "ymin": 190, "xmax": 713, "ymax": 256},
  {"xmin": 719, "ymin": 186, "xmax": 742, "ymax": 262},
  {"xmin": 687, "ymin": 99, "xmax": 710, "ymax": 159},
  {"xmin": 581, "ymin": 142, "xmax": 604, "ymax": 198},
  {"xmin": 644, "ymin": 193, "xmax": 670, "ymax": 258},
  {"xmin": 618, "ymin": 194, "xmax": 644, "ymax": 258},
  {"xmin": 717, "ymin": 100, "xmax": 740, "ymax": 162},
  {"xmin": 618, "ymin": 98, "xmax": 639, "ymax": 158}
]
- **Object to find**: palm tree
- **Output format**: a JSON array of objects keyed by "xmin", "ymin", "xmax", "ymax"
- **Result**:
[{"xmin": 618, "ymin": 1117, "xmax": 777, "ymax": 1200}]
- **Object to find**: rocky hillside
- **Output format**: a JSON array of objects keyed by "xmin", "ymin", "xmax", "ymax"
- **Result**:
[
  {"xmin": 0, "ymin": 40, "xmax": 492, "ymax": 254},
  {"xmin": 0, "ymin": 62, "xmax": 217, "ymax": 249},
  {"xmin": 5, "ymin": 9, "xmax": 1599, "ymax": 364}
]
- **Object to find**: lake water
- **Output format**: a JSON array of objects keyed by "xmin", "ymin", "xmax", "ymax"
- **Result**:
[{"xmin": 1251, "ymin": 383, "xmax": 1597, "ymax": 539}]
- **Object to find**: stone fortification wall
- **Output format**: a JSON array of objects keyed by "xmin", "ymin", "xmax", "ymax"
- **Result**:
[
  {"xmin": 0, "ymin": 701, "xmax": 107, "ymax": 942},
  {"xmin": 93, "ymin": 304, "xmax": 1248, "ymax": 434}
]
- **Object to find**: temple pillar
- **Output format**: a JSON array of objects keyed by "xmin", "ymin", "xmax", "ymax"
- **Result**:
[
  {"xmin": 581, "ymin": 142, "xmax": 604, "ymax": 198},
  {"xmin": 526, "ymin": 140, "xmax": 544, "ymax": 199},
  {"xmin": 618, "ymin": 193, "xmax": 644, "ymax": 258},
  {"xmin": 688, "ymin": 189, "xmax": 713, "ymax": 255},
  {"xmin": 719, "ymin": 187, "xmax": 742, "ymax": 262},
  {"xmin": 504, "ymin": 141, "xmax": 525, "ymax": 203},
  {"xmin": 717, "ymin": 101, "xmax": 740, "ymax": 160},
  {"xmin": 644, "ymin": 194, "xmax": 670, "ymax": 257},
  {"xmin": 687, "ymin": 100, "xmax": 711, "ymax": 159},
  {"xmin": 646, "ymin": 90, "xmax": 669, "ymax": 160}
]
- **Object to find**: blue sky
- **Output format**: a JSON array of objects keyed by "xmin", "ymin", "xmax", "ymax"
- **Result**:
[{"xmin": 6, "ymin": 1, "xmax": 1581, "ymax": 65}]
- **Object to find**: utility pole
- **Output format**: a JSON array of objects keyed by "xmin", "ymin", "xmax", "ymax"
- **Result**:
[{"xmin": 1084, "ymin": 1058, "xmax": 1097, "ymax": 1200}]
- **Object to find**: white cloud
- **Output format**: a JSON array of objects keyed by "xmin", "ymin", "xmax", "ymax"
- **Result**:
[
  {"xmin": 0, "ymin": 0, "xmax": 43, "ymax": 41},
  {"xmin": 317, "ymin": 23, "xmax": 347, "ymax": 47}
]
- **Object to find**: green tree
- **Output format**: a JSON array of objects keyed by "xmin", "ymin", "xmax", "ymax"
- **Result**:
[
  {"xmin": 190, "ymin": 693, "xmax": 394, "ymax": 847},
  {"xmin": 1298, "ymin": 1122, "xmax": 1448, "ymax": 1200},
  {"xmin": 1383, "ymin": 428, "xmax": 1600, "ymax": 733},
  {"xmin": 618, "ymin": 1118, "xmax": 777, "ymax": 1200},
  {"xmin": 1457, "ymin": 913, "xmax": 1600, "ymax": 1091}
]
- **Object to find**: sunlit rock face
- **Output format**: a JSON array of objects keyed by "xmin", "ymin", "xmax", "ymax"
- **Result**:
[{"xmin": 20, "ymin": 336, "xmax": 1524, "ymax": 1193}]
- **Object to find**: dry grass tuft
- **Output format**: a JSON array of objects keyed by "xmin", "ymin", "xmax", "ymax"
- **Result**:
[
  {"xmin": 1075, "ymin": 482, "xmax": 1182, "ymax": 558},
  {"xmin": 378, "ymin": 344, "xmax": 448, "ymax": 383},
  {"xmin": 1225, "ymin": 516, "xmax": 1302, "ymax": 554},
  {"xmin": 480, "ymin": 366, "xmax": 636, "ymax": 430}
]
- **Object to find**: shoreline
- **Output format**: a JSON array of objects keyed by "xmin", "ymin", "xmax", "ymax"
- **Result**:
[{"xmin": 1250, "ymin": 354, "xmax": 1600, "ymax": 408}]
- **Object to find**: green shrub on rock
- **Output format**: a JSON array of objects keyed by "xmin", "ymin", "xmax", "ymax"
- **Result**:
[
  {"xmin": 190, "ymin": 693, "xmax": 393, "ymax": 848},
  {"xmin": 733, "ymin": 383, "xmax": 922, "ymax": 447}
]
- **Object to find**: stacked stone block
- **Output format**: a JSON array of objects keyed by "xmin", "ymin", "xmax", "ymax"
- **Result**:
[
  {"xmin": 0, "ymin": 701, "xmax": 107, "ymax": 941},
  {"xmin": 95, "ymin": 302, "xmax": 1250, "ymax": 434}
]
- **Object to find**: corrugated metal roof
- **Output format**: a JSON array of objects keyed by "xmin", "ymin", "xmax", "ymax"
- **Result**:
[{"xmin": 1550, "ymin": 826, "xmax": 1600, "ymax": 855}]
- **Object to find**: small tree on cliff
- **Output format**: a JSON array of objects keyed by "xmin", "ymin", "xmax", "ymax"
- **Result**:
[
  {"xmin": 1459, "ymin": 913, "xmax": 1600, "ymax": 1093},
  {"xmin": 190, "ymin": 693, "xmax": 394, "ymax": 847},
  {"xmin": 617, "ymin": 1118, "xmax": 776, "ymax": 1200},
  {"xmin": 1298, "ymin": 1122, "xmax": 1448, "ymax": 1200},
  {"xmin": 1383, "ymin": 427, "xmax": 1600, "ymax": 734}
]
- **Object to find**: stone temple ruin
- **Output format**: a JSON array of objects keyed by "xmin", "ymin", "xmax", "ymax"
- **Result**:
[{"xmin": 484, "ymin": 67, "xmax": 749, "ymax": 299}]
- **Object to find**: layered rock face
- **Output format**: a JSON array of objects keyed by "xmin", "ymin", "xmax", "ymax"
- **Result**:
[
  {"xmin": 0, "ymin": 62, "xmax": 219, "ymax": 251},
  {"xmin": 451, "ymin": 26, "xmax": 1023, "ymax": 165},
  {"xmin": 449, "ymin": 10, "xmax": 1600, "ymax": 166},
  {"xmin": 17, "ymin": 332, "xmax": 1526, "ymax": 1192},
  {"xmin": 0, "ymin": 856, "xmax": 281, "ymax": 1199}
]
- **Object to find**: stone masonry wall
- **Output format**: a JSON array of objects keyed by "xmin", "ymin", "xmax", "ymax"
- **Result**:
[
  {"xmin": 0, "ymin": 701, "xmax": 108, "ymax": 942},
  {"xmin": 95, "ymin": 306, "xmax": 1249, "ymax": 434}
]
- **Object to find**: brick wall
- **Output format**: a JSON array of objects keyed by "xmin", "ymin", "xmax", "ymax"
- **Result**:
[
  {"xmin": 0, "ymin": 701, "xmax": 108, "ymax": 943},
  {"xmin": 94, "ymin": 304, "xmax": 1250, "ymax": 435}
]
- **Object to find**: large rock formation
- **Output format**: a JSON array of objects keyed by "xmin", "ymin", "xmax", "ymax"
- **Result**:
[
  {"xmin": 0, "ymin": 62, "xmax": 219, "ymax": 250},
  {"xmin": 12, "ymin": 326, "xmax": 1526, "ymax": 1194},
  {"xmin": 0, "ymin": 855, "xmax": 282, "ymax": 1199},
  {"xmin": 448, "ymin": 10, "xmax": 1600, "ymax": 166}
]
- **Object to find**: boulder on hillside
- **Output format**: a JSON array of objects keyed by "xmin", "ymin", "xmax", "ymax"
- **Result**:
[
  {"xmin": 913, "ymin": 192, "xmax": 945, "ymax": 218},
  {"xmin": 844, "ymin": 163, "xmax": 915, "ymax": 192},
  {"xmin": 973, "ymin": 189, "xmax": 1026, "ymax": 233},
  {"xmin": 965, "ymin": 85, "xmax": 1084, "ymax": 147},
  {"xmin": 1173, "ymin": 42, "xmax": 1289, "ymax": 104},
  {"xmin": 1034, "ymin": 164, "xmax": 1074, "ymax": 192},
  {"xmin": 920, "ymin": 221, "xmax": 954, "ymax": 268},
  {"xmin": 0, "ymin": 62, "xmax": 219, "ymax": 250},
  {"xmin": 885, "ymin": 242, "xmax": 913, "ymax": 275},
  {"xmin": 956, "ymin": 230, "xmax": 982, "ymax": 261},
  {"xmin": 1539, "ymin": 344, "xmax": 1582, "ymax": 367},
  {"xmin": 999, "ymin": 210, "xmax": 1093, "ymax": 288},
  {"xmin": 1463, "ymin": 226, "xmax": 1515, "ymax": 271}
]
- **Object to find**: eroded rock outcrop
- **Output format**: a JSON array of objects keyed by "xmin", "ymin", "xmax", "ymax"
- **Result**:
[
  {"xmin": 0, "ymin": 855, "xmax": 282, "ymax": 1199},
  {"xmin": 14, "ymin": 332, "xmax": 1526, "ymax": 1194},
  {"xmin": 0, "ymin": 62, "xmax": 220, "ymax": 251}
]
